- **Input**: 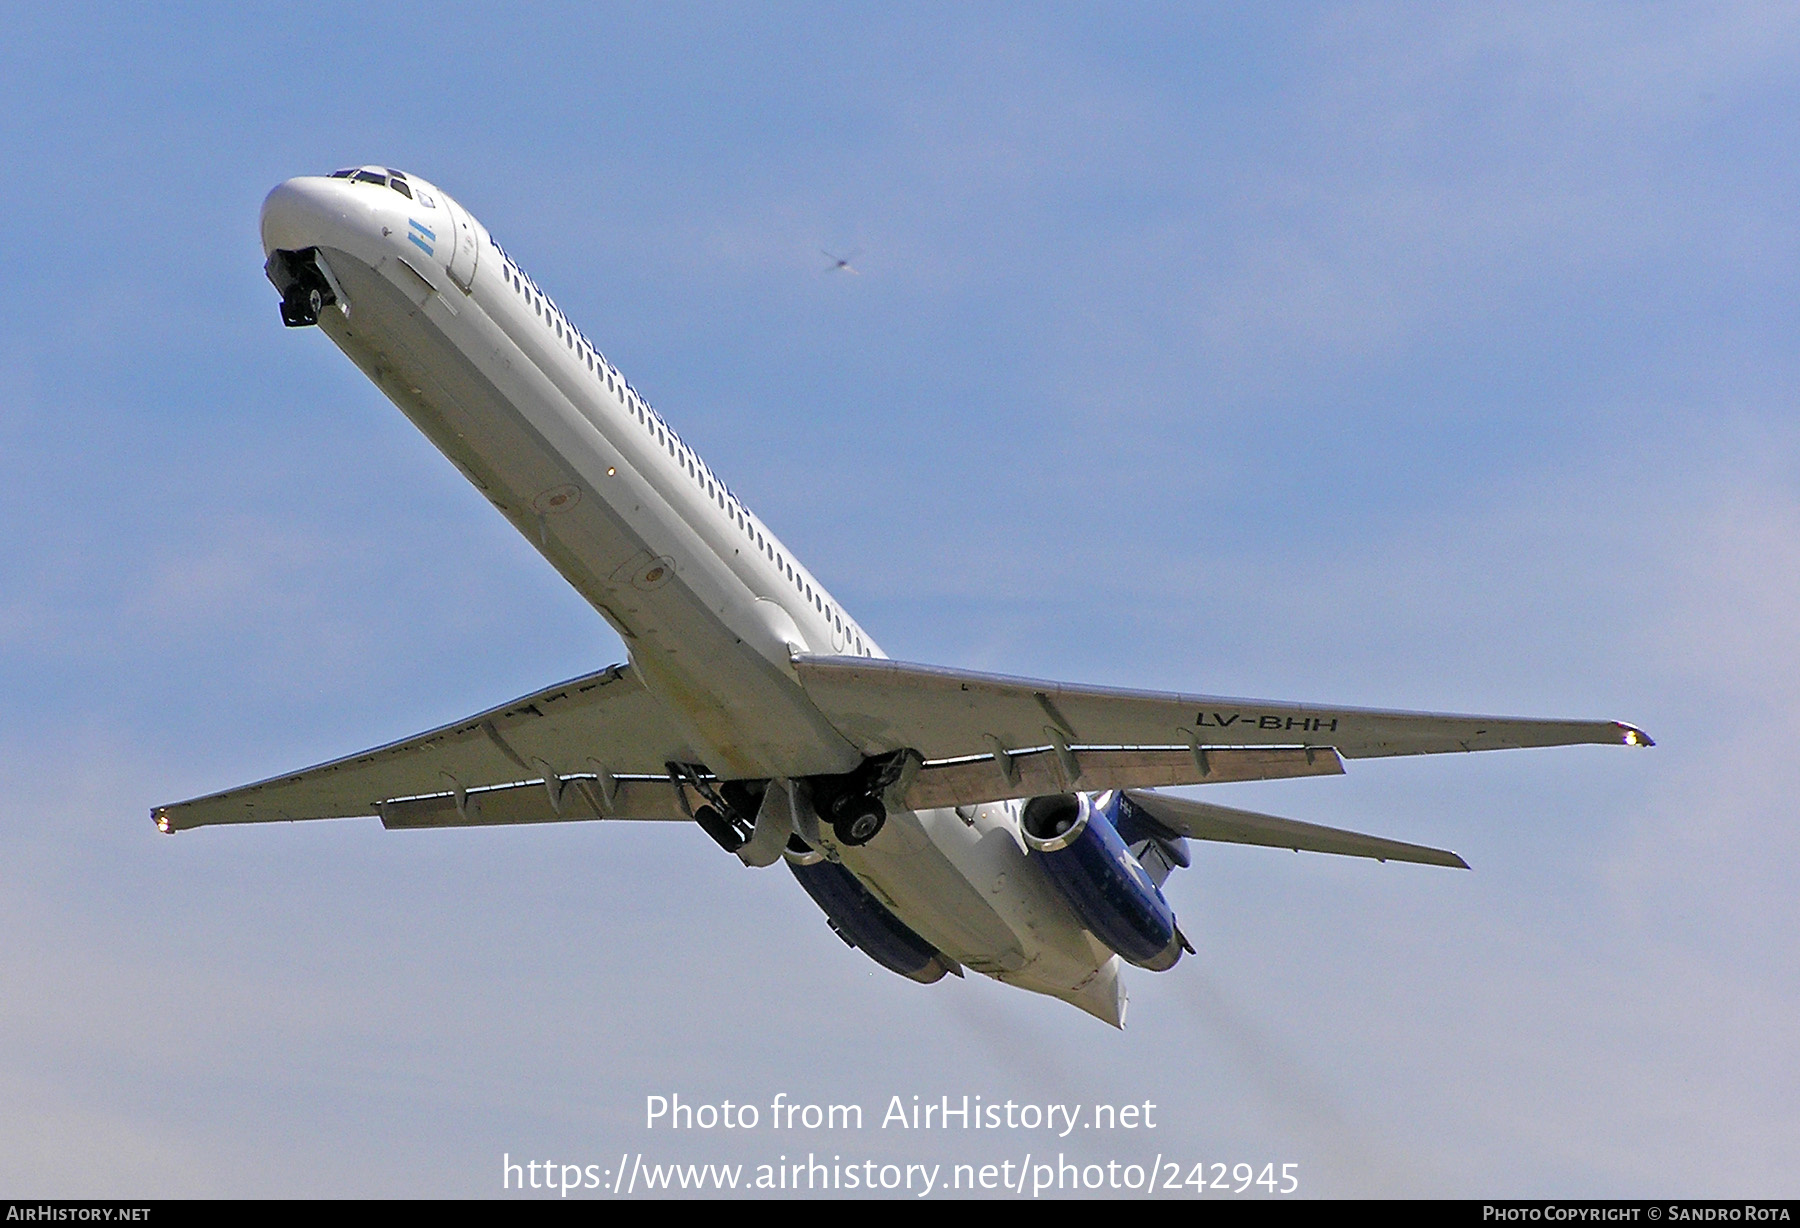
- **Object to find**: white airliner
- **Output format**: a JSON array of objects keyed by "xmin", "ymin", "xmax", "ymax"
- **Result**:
[{"xmin": 154, "ymin": 166, "xmax": 1651, "ymax": 1026}]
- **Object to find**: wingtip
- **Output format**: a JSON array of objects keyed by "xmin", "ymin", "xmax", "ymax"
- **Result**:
[{"xmin": 1615, "ymin": 722, "xmax": 1655, "ymax": 748}]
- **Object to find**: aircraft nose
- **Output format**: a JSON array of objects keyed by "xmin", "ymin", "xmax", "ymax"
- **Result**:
[{"xmin": 260, "ymin": 176, "xmax": 349, "ymax": 257}]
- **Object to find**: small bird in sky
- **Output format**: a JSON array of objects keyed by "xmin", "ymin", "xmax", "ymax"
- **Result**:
[{"xmin": 821, "ymin": 248, "xmax": 861, "ymax": 275}]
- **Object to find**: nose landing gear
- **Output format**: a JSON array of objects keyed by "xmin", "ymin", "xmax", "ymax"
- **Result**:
[
  {"xmin": 266, "ymin": 248, "xmax": 340, "ymax": 328},
  {"xmin": 280, "ymin": 285, "xmax": 325, "ymax": 328}
]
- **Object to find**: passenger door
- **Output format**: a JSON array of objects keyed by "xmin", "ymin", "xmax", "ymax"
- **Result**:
[{"xmin": 443, "ymin": 196, "xmax": 481, "ymax": 293}]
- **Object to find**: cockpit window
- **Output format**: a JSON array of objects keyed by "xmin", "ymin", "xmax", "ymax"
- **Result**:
[{"xmin": 330, "ymin": 166, "xmax": 419, "ymax": 200}]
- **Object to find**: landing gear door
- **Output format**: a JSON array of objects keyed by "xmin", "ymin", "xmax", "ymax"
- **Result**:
[{"xmin": 443, "ymin": 196, "xmax": 481, "ymax": 294}]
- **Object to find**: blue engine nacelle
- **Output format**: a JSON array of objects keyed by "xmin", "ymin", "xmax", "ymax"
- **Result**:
[
  {"xmin": 1020, "ymin": 791, "xmax": 1189, "ymax": 971},
  {"xmin": 784, "ymin": 841, "xmax": 957, "ymax": 984}
]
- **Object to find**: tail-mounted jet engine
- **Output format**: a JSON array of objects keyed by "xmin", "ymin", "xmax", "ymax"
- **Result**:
[
  {"xmin": 265, "ymin": 247, "xmax": 342, "ymax": 328},
  {"xmin": 1020, "ymin": 791, "xmax": 1193, "ymax": 972},
  {"xmin": 783, "ymin": 838, "xmax": 959, "ymax": 984}
]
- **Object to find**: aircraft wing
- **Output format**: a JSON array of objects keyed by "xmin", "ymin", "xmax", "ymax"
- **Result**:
[
  {"xmin": 795, "ymin": 655, "xmax": 1649, "ymax": 805},
  {"xmin": 1123, "ymin": 790, "xmax": 1468, "ymax": 869},
  {"xmin": 154, "ymin": 663, "xmax": 700, "ymax": 832},
  {"xmin": 158, "ymin": 652, "xmax": 1651, "ymax": 833}
]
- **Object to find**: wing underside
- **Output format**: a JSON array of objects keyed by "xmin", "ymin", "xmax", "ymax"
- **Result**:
[
  {"xmin": 794, "ymin": 654, "xmax": 1649, "ymax": 763},
  {"xmin": 153, "ymin": 663, "xmax": 699, "ymax": 831},
  {"xmin": 157, "ymin": 653, "xmax": 1648, "ymax": 836},
  {"xmin": 798, "ymin": 653, "xmax": 1647, "ymax": 860}
]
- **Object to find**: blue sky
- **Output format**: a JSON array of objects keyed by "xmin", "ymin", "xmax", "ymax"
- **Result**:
[{"xmin": 2, "ymin": 2, "xmax": 1796, "ymax": 1196}]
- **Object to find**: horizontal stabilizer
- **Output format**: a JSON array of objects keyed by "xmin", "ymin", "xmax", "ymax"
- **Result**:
[{"xmin": 1122, "ymin": 790, "xmax": 1469, "ymax": 869}]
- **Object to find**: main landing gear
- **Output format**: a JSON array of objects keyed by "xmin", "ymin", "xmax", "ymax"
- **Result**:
[
  {"xmin": 826, "ymin": 792, "xmax": 886, "ymax": 846},
  {"xmin": 809, "ymin": 749, "xmax": 910, "ymax": 847},
  {"xmin": 679, "ymin": 751, "xmax": 911, "ymax": 856}
]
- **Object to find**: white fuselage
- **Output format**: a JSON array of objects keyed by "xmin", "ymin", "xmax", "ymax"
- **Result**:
[{"xmin": 260, "ymin": 171, "xmax": 1126, "ymax": 1023}]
